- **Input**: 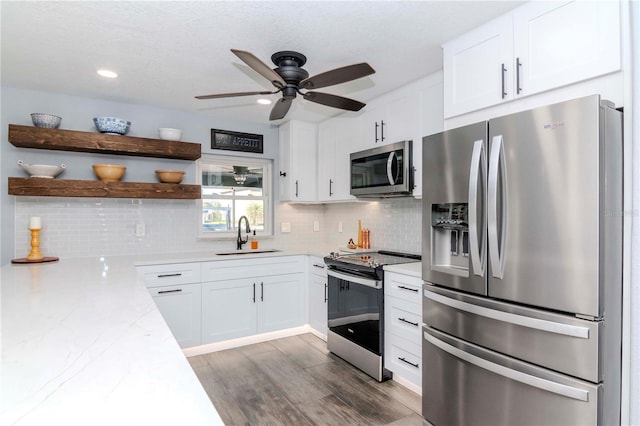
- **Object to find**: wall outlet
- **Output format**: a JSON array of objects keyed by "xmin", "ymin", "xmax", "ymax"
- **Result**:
[
  {"xmin": 135, "ymin": 223, "xmax": 146, "ymax": 237},
  {"xmin": 338, "ymin": 221, "xmax": 343, "ymax": 233},
  {"xmin": 281, "ymin": 222, "xmax": 291, "ymax": 233},
  {"xmin": 313, "ymin": 220, "xmax": 320, "ymax": 232}
]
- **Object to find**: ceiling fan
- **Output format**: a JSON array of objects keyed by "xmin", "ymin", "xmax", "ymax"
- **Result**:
[{"xmin": 195, "ymin": 49, "xmax": 375, "ymax": 121}]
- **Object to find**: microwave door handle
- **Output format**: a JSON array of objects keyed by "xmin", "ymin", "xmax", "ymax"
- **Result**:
[
  {"xmin": 387, "ymin": 151, "xmax": 397, "ymax": 185},
  {"xmin": 488, "ymin": 135, "xmax": 507, "ymax": 279},
  {"xmin": 423, "ymin": 330, "xmax": 589, "ymax": 401},
  {"xmin": 468, "ymin": 140, "xmax": 486, "ymax": 277}
]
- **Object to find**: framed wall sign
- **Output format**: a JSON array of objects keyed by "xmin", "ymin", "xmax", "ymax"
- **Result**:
[{"xmin": 211, "ymin": 129, "xmax": 264, "ymax": 154}]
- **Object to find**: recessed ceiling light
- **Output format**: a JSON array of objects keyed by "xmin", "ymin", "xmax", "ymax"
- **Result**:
[
  {"xmin": 97, "ymin": 69, "xmax": 118, "ymax": 78},
  {"xmin": 257, "ymin": 98, "xmax": 272, "ymax": 105}
]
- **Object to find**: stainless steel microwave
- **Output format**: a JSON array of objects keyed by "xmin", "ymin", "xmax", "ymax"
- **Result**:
[{"xmin": 350, "ymin": 140, "xmax": 413, "ymax": 198}]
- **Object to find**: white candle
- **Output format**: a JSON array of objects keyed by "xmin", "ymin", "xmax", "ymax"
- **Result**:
[{"xmin": 29, "ymin": 216, "xmax": 41, "ymax": 229}]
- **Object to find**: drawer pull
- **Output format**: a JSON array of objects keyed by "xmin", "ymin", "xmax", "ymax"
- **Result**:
[
  {"xmin": 313, "ymin": 264, "xmax": 325, "ymax": 269},
  {"xmin": 398, "ymin": 285, "xmax": 418, "ymax": 293},
  {"xmin": 398, "ymin": 317, "xmax": 419, "ymax": 327},
  {"xmin": 157, "ymin": 273, "xmax": 182, "ymax": 278},
  {"xmin": 398, "ymin": 357, "xmax": 419, "ymax": 368},
  {"xmin": 158, "ymin": 289, "xmax": 183, "ymax": 294}
]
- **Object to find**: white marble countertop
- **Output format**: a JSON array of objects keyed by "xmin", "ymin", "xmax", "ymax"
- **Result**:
[
  {"xmin": 1, "ymin": 256, "xmax": 224, "ymax": 426},
  {"xmin": 384, "ymin": 261, "xmax": 422, "ymax": 278}
]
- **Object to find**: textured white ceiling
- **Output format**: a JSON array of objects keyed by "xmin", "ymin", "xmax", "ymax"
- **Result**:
[{"xmin": 1, "ymin": 1, "xmax": 522, "ymax": 125}]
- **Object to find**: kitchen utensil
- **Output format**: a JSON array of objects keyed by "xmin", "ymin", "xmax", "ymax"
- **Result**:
[
  {"xmin": 17, "ymin": 160, "xmax": 66, "ymax": 178},
  {"xmin": 92, "ymin": 164, "xmax": 126, "ymax": 182},
  {"xmin": 30, "ymin": 113, "xmax": 62, "ymax": 128},
  {"xmin": 155, "ymin": 169, "xmax": 185, "ymax": 184},
  {"xmin": 93, "ymin": 117, "xmax": 131, "ymax": 135},
  {"xmin": 158, "ymin": 128, "xmax": 182, "ymax": 141}
]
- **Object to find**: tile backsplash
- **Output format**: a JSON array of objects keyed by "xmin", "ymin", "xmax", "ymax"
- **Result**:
[{"xmin": 14, "ymin": 197, "xmax": 423, "ymax": 258}]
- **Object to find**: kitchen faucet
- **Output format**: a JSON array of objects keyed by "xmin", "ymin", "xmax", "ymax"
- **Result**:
[{"xmin": 236, "ymin": 216, "xmax": 251, "ymax": 250}]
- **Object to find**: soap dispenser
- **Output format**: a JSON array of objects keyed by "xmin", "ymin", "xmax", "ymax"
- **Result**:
[{"xmin": 250, "ymin": 230, "xmax": 258, "ymax": 250}]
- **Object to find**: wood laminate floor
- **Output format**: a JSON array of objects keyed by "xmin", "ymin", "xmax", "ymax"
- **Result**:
[{"xmin": 188, "ymin": 333, "xmax": 423, "ymax": 426}]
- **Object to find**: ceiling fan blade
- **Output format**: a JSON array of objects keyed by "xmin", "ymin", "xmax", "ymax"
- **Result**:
[
  {"xmin": 195, "ymin": 90, "xmax": 276, "ymax": 100},
  {"xmin": 269, "ymin": 98, "xmax": 293, "ymax": 120},
  {"xmin": 299, "ymin": 63, "xmax": 375, "ymax": 90},
  {"xmin": 303, "ymin": 91, "xmax": 366, "ymax": 111},
  {"xmin": 231, "ymin": 49, "xmax": 286, "ymax": 89}
]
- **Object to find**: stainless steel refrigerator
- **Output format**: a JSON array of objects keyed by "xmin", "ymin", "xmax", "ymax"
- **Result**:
[{"xmin": 421, "ymin": 95, "xmax": 623, "ymax": 426}]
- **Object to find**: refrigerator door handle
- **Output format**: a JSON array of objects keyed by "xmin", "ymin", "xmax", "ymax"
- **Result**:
[
  {"xmin": 468, "ymin": 140, "xmax": 487, "ymax": 277},
  {"xmin": 423, "ymin": 331, "xmax": 589, "ymax": 402},
  {"xmin": 488, "ymin": 134, "xmax": 507, "ymax": 279},
  {"xmin": 425, "ymin": 290, "xmax": 590, "ymax": 339}
]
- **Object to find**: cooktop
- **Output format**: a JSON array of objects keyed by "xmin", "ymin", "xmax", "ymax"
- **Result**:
[{"xmin": 325, "ymin": 250, "xmax": 421, "ymax": 269}]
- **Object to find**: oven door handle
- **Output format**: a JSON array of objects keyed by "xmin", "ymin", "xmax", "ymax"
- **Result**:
[{"xmin": 327, "ymin": 269, "xmax": 381, "ymax": 289}]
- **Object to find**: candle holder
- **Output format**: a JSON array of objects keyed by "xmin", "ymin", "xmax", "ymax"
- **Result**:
[{"xmin": 27, "ymin": 228, "xmax": 44, "ymax": 261}]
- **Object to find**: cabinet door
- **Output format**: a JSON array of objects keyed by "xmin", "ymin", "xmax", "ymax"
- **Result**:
[
  {"xmin": 384, "ymin": 92, "xmax": 420, "ymax": 145},
  {"xmin": 201, "ymin": 278, "xmax": 256, "ymax": 343},
  {"xmin": 150, "ymin": 283, "xmax": 202, "ymax": 348},
  {"xmin": 308, "ymin": 261, "xmax": 328, "ymax": 336},
  {"xmin": 257, "ymin": 274, "xmax": 304, "ymax": 333},
  {"xmin": 443, "ymin": 13, "xmax": 514, "ymax": 118},
  {"xmin": 318, "ymin": 116, "xmax": 358, "ymax": 202},
  {"xmin": 358, "ymin": 103, "xmax": 385, "ymax": 148},
  {"xmin": 513, "ymin": 0, "xmax": 621, "ymax": 97},
  {"xmin": 279, "ymin": 120, "xmax": 318, "ymax": 202}
]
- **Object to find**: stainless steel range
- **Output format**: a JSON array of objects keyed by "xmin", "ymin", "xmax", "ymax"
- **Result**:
[{"xmin": 323, "ymin": 250, "xmax": 421, "ymax": 381}]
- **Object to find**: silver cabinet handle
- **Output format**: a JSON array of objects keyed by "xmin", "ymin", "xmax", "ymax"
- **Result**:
[
  {"xmin": 397, "ymin": 285, "xmax": 418, "ymax": 293},
  {"xmin": 468, "ymin": 139, "xmax": 487, "ymax": 277},
  {"xmin": 158, "ymin": 289, "xmax": 182, "ymax": 294},
  {"xmin": 157, "ymin": 273, "xmax": 182, "ymax": 278},
  {"xmin": 501, "ymin": 63, "xmax": 507, "ymax": 99},
  {"xmin": 516, "ymin": 57, "xmax": 522, "ymax": 94},
  {"xmin": 398, "ymin": 357, "xmax": 419, "ymax": 368},
  {"xmin": 488, "ymin": 135, "xmax": 507, "ymax": 279},
  {"xmin": 424, "ymin": 330, "xmax": 589, "ymax": 401},
  {"xmin": 425, "ymin": 290, "xmax": 589, "ymax": 339}
]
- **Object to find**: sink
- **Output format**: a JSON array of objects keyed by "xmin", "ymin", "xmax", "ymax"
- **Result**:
[{"xmin": 215, "ymin": 249, "xmax": 281, "ymax": 256}]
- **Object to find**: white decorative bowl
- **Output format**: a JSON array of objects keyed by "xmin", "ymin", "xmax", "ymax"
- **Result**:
[
  {"xmin": 158, "ymin": 128, "xmax": 182, "ymax": 141},
  {"xmin": 93, "ymin": 117, "xmax": 131, "ymax": 135},
  {"xmin": 31, "ymin": 113, "xmax": 62, "ymax": 128},
  {"xmin": 18, "ymin": 160, "xmax": 66, "ymax": 178}
]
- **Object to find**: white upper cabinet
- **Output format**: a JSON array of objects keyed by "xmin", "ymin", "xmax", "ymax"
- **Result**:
[
  {"xmin": 513, "ymin": 1, "xmax": 621, "ymax": 96},
  {"xmin": 358, "ymin": 91, "xmax": 421, "ymax": 148},
  {"xmin": 443, "ymin": 0, "xmax": 621, "ymax": 118},
  {"xmin": 279, "ymin": 120, "xmax": 318, "ymax": 202},
  {"xmin": 318, "ymin": 116, "xmax": 358, "ymax": 202},
  {"xmin": 443, "ymin": 14, "xmax": 514, "ymax": 118}
]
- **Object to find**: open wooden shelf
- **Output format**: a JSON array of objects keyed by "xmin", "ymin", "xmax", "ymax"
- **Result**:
[
  {"xmin": 8, "ymin": 177, "xmax": 201, "ymax": 200},
  {"xmin": 8, "ymin": 124, "xmax": 202, "ymax": 160}
]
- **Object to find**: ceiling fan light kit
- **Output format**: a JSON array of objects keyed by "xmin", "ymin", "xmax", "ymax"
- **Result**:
[{"xmin": 196, "ymin": 49, "xmax": 375, "ymax": 120}]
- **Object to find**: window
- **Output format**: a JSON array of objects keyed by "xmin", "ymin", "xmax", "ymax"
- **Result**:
[{"xmin": 197, "ymin": 155, "xmax": 272, "ymax": 239}]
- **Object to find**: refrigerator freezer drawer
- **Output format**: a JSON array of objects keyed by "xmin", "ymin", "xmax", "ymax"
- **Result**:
[
  {"xmin": 422, "ymin": 326, "xmax": 603, "ymax": 426},
  {"xmin": 423, "ymin": 285, "xmax": 601, "ymax": 382}
]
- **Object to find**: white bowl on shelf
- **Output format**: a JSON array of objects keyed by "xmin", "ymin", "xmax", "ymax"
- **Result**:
[
  {"xmin": 31, "ymin": 113, "xmax": 62, "ymax": 129},
  {"xmin": 18, "ymin": 160, "xmax": 66, "ymax": 178},
  {"xmin": 158, "ymin": 128, "xmax": 182, "ymax": 141}
]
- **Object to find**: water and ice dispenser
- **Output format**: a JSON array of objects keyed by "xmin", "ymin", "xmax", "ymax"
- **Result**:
[{"xmin": 430, "ymin": 203, "xmax": 469, "ymax": 276}]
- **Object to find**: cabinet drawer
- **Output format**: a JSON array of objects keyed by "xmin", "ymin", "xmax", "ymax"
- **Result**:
[
  {"xmin": 309, "ymin": 257, "xmax": 327, "ymax": 278},
  {"xmin": 385, "ymin": 333, "xmax": 422, "ymax": 387},
  {"xmin": 202, "ymin": 256, "xmax": 305, "ymax": 281},
  {"xmin": 137, "ymin": 262, "xmax": 202, "ymax": 288},
  {"xmin": 385, "ymin": 271, "xmax": 423, "ymax": 304},
  {"xmin": 385, "ymin": 296, "xmax": 422, "ymax": 342}
]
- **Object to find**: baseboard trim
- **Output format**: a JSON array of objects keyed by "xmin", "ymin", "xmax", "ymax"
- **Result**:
[
  {"xmin": 392, "ymin": 375, "xmax": 422, "ymax": 396},
  {"xmin": 182, "ymin": 325, "xmax": 312, "ymax": 357}
]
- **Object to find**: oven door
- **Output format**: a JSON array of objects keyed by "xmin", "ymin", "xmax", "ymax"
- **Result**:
[{"xmin": 327, "ymin": 269, "xmax": 383, "ymax": 355}]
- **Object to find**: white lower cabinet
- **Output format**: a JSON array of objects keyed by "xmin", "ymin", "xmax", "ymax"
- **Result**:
[
  {"xmin": 201, "ymin": 256, "xmax": 306, "ymax": 344},
  {"xmin": 308, "ymin": 257, "xmax": 328, "ymax": 338},
  {"xmin": 137, "ymin": 262, "xmax": 203, "ymax": 348},
  {"xmin": 384, "ymin": 270, "xmax": 423, "ymax": 391}
]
